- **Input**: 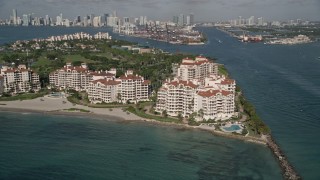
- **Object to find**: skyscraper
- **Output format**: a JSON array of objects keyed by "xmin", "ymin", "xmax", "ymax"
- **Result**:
[
  {"xmin": 139, "ymin": 16, "xmax": 144, "ymax": 26},
  {"xmin": 77, "ymin": 16, "xmax": 81, "ymax": 23},
  {"xmin": 12, "ymin": 9, "xmax": 17, "ymax": 25},
  {"xmin": 257, "ymin": 17, "xmax": 264, "ymax": 26},
  {"xmin": 56, "ymin": 16, "xmax": 62, "ymax": 26},
  {"xmin": 178, "ymin": 14, "xmax": 184, "ymax": 26},
  {"xmin": 103, "ymin": 14, "xmax": 109, "ymax": 26},
  {"xmin": 22, "ymin": 14, "xmax": 29, "ymax": 26},
  {"xmin": 93, "ymin": 16, "xmax": 101, "ymax": 27},
  {"xmin": 45, "ymin": 15, "xmax": 50, "ymax": 26},
  {"xmin": 238, "ymin": 16, "xmax": 243, "ymax": 26},
  {"xmin": 123, "ymin": 17, "xmax": 130, "ymax": 23},
  {"xmin": 186, "ymin": 14, "xmax": 194, "ymax": 25},
  {"xmin": 83, "ymin": 16, "xmax": 88, "ymax": 27},
  {"xmin": 173, "ymin": 16, "xmax": 179, "ymax": 24},
  {"xmin": 248, "ymin": 16, "xmax": 255, "ymax": 26},
  {"xmin": 186, "ymin": 15, "xmax": 191, "ymax": 25}
]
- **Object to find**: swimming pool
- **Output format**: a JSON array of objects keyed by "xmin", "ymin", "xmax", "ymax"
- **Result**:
[{"xmin": 222, "ymin": 124, "xmax": 242, "ymax": 132}]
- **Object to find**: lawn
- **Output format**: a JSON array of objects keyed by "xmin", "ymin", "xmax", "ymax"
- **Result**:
[
  {"xmin": 91, "ymin": 52, "xmax": 113, "ymax": 59},
  {"xmin": 63, "ymin": 54, "xmax": 95, "ymax": 63},
  {"xmin": 33, "ymin": 56, "xmax": 52, "ymax": 66}
]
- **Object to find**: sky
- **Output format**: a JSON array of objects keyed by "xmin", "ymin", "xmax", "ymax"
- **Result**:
[{"xmin": 0, "ymin": 0, "xmax": 319, "ymax": 22}]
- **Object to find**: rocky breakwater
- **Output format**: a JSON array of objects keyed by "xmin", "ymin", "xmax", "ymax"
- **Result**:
[{"xmin": 266, "ymin": 135, "xmax": 302, "ymax": 180}]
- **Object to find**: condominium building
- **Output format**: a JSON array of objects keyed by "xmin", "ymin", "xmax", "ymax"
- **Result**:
[
  {"xmin": 177, "ymin": 56, "xmax": 218, "ymax": 81},
  {"xmin": 156, "ymin": 57, "xmax": 236, "ymax": 121},
  {"xmin": 118, "ymin": 70, "xmax": 150, "ymax": 103},
  {"xmin": 50, "ymin": 63, "xmax": 150, "ymax": 104},
  {"xmin": 156, "ymin": 79, "xmax": 198, "ymax": 117},
  {"xmin": 87, "ymin": 79, "xmax": 121, "ymax": 104},
  {"xmin": 49, "ymin": 63, "xmax": 116, "ymax": 91},
  {"xmin": 87, "ymin": 70, "xmax": 150, "ymax": 104},
  {"xmin": 195, "ymin": 89, "xmax": 235, "ymax": 120},
  {"xmin": 0, "ymin": 64, "xmax": 40, "ymax": 94}
]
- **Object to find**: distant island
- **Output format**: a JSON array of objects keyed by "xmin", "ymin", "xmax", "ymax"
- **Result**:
[
  {"xmin": 212, "ymin": 17, "xmax": 320, "ymax": 45},
  {"xmin": 0, "ymin": 34, "xmax": 300, "ymax": 179},
  {"xmin": 113, "ymin": 24, "xmax": 206, "ymax": 45}
]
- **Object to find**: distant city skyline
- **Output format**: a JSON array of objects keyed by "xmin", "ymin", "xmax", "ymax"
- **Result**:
[{"xmin": 0, "ymin": 0, "xmax": 319, "ymax": 22}]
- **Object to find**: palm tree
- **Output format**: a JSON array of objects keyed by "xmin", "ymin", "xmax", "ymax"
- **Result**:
[
  {"xmin": 162, "ymin": 110, "xmax": 168, "ymax": 117},
  {"xmin": 198, "ymin": 108, "xmax": 204, "ymax": 118}
]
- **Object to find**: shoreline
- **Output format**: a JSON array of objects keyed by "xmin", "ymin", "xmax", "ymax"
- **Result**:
[
  {"xmin": 0, "ymin": 97, "xmax": 267, "ymax": 146},
  {"xmin": 0, "ymin": 106, "xmax": 267, "ymax": 146},
  {"xmin": 118, "ymin": 33, "xmax": 206, "ymax": 46},
  {"xmin": 0, "ymin": 97, "xmax": 300, "ymax": 179}
]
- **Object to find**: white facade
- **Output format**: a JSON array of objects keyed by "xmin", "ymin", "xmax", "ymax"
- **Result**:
[
  {"xmin": 118, "ymin": 70, "xmax": 150, "ymax": 103},
  {"xmin": 156, "ymin": 80, "xmax": 198, "ymax": 117},
  {"xmin": 87, "ymin": 79, "xmax": 121, "ymax": 104},
  {"xmin": 177, "ymin": 56, "xmax": 218, "ymax": 81},
  {"xmin": 49, "ymin": 63, "xmax": 116, "ymax": 91},
  {"xmin": 0, "ymin": 65, "xmax": 40, "ymax": 94},
  {"xmin": 156, "ymin": 57, "xmax": 236, "ymax": 121},
  {"xmin": 87, "ymin": 70, "xmax": 150, "ymax": 104},
  {"xmin": 195, "ymin": 90, "xmax": 235, "ymax": 120}
]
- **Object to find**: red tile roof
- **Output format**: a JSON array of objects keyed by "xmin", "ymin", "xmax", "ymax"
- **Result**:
[
  {"xmin": 119, "ymin": 74, "xmax": 143, "ymax": 80},
  {"xmin": 197, "ymin": 90, "xmax": 220, "ymax": 97},
  {"xmin": 220, "ymin": 79, "xmax": 235, "ymax": 85},
  {"xmin": 197, "ymin": 90, "xmax": 233, "ymax": 97},
  {"xmin": 2, "ymin": 69, "xmax": 16, "ymax": 73},
  {"xmin": 221, "ymin": 90, "xmax": 233, "ymax": 96},
  {"xmin": 92, "ymin": 79, "xmax": 121, "ymax": 86},
  {"xmin": 142, "ymin": 80, "xmax": 151, "ymax": 85},
  {"xmin": 168, "ymin": 80, "xmax": 198, "ymax": 88}
]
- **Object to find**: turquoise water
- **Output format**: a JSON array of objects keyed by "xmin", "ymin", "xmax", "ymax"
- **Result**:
[
  {"xmin": 0, "ymin": 112, "xmax": 282, "ymax": 179},
  {"xmin": 1, "ymin": 26, "xmax": 320, "ymax": 179},
  {"xmin": 222, "ymin": 125, "xmax": 241, "ymax": 132}
]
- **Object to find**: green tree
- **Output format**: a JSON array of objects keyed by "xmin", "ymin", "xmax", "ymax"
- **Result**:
[{"xmin": 162, "ymin": 110, "xmax": 168, "ymax": 117}]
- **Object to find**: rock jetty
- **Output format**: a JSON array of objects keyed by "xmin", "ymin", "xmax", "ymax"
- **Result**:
[{"xmin": 266, "ymin": 135, "xmax": 302, "ymax": 180}]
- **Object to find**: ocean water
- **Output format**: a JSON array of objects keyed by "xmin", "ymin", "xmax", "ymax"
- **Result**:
[
  {"xmin": 0, "ymin": 112, "xmax": 281, "ymax": 179},
  {"xmin": 0, "ymin": 26, "xmax": 320, "ymax": 179}
]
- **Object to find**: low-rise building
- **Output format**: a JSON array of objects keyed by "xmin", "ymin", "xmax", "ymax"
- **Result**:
[{"xmin": 0, "ymin": 64, "xmax": 40, "ymax": 94}]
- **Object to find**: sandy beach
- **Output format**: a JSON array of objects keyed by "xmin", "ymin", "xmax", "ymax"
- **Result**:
[{"xmin": 0, "ymin": 95, "xmax": 141, "ymax": 121}]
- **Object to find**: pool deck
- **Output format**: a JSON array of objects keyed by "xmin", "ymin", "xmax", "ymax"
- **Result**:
[{"xmin": 221, "ymin": 123, "xmax": 244, "ymax": 133}]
